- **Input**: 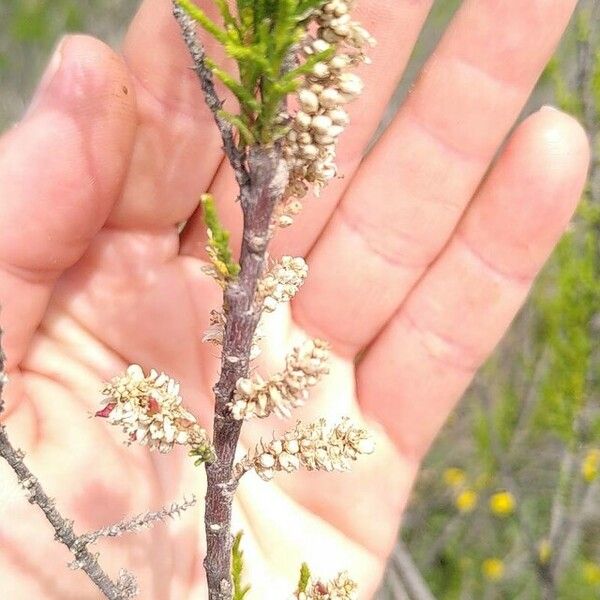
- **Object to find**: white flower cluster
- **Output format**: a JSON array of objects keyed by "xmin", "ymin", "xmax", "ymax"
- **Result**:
[
  {"xmin": 236, "ymin": 417, "xmax": 375, "ymax": 481},
  {"xmin": 96, "ymin": 364, "xmax": 212, "ymax": 456},
  {"xmin": 297, "ymin": 572, "xmax": 358, "ymax": 600},
  {"xmin": 203, "ymin": 257, "xmax": 307, "ymax": 361},
  {"xmin": 230, "ymin": 339, "xmax": 329, "ymax": 420},
  {"xmin": 277, "ymin": 0, "xmax": 376, "ymax": 227},
  {"xmin": 203, "ymin": 309, "xmax": 226, "ymax": 347},
  {"xmin": 257, "ymin": 256, "xmax": 308, "ymax": 313}
]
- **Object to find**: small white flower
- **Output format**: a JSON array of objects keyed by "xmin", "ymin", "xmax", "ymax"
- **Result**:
[
  {"xmin": 229, "ymin": 339, "xmax": 329, "ymax": 421},
  {"xmin": 96, "ymin": 365, "xmax": 213, "ymax": 459},
  {"xmin": 277, "ymin": 1, "xmax": 375, "ymax": 227},
  {"xmin": 236, "ymin": 417, "xmax": 374, "ymax": 482}
]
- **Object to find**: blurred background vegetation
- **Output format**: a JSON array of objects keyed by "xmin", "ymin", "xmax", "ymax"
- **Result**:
[{"xmin": 1, "ymin": 1, "xmax": 598, "ymax": 599}]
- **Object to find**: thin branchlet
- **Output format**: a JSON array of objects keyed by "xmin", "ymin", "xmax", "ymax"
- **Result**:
[
  {"xmin": 0, "ymin": 329, "xmax": 133, "ymax": 600},
  {"xmin": 172, "ymin": 3, "xmax": 251, "ymax": 199},
  {"xmin": 76, "ymin": 496, "xmax": 197, "ymax": 548}
]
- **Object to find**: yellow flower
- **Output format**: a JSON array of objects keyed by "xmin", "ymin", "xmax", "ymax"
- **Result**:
[
  {"xmin": 444, "ymin": 467, "xmax": 466, "ymax": 488},
  {"xmin": 455, "ymin": 489, "xmax": 478, "ymax": 513},
  {"xmin": 482, "ymin": 558, "xmax": 505, "ymax": 582},
  {"xmin": 581, "ymin": 449, "xmax": 600, "ymax": 483},
  {"xmin": 537, "ymin": 539, "xmax": 552, "ymax": 565},
  {"xmin": 583, "ymin": 561, "xmax": 600, "ymax": 585},
  {"xmin": 489, "ymin": 491, "xmax": 516, "ymax": 517}
]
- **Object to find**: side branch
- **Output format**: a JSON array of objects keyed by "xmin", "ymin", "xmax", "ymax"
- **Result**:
[
  {"xmin": 0, "ymin": 332, "xmax": 133, "ymax": 600},
  {"xmin": 0, "ymin": 429, "xmax": 133, "ymax": 599},
  {"xmin": 172, "ymin": 3, "xmax": 250, "ymax": 195},
  {"xmin": 77, "ymin": 496, "xmax": 197, "ymax": 547}
]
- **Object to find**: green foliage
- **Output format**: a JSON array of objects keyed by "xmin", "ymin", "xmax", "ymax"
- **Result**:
[
  {"xmin": 533, "ymin": 204, "xmax": 599, "ymax": 441},
  {"xmin": 1, "ymin": 1, "xmax": 138, "ymax": 130},
  {"xmin": 392, "ymin": 4, "xmax": 600, "ymax": 599},
  {"xmin": 189, "ymin": 442, "xmax": 216, "ymax": 466},
  {"xmin": 471, "ymin": 404, "xmax": 496, "ymax": 476},
  {"xmin": 231, "ymin": 531, "xmax": 250, "ymax": 600},
  {"xmin": 593, "ymin": 50, "xmax": 600, "ymax": 117},
  {"xmin": 297, "ymin": 562, "xmax": 311, "ymax": 594},
  {"xmin": 201, "ymin": 194, "xmax": 240, "ymax": 279},
  {"xmin": 176, "ymin": 0, "xmax": 332, "ymax": 144},
  {"xmin": 9, "ymin": 1, "xmax": 82, "ymax": 42},
  {"xmin": 544, "ymin": 57, "xmax": 582, "ymax": 115}
]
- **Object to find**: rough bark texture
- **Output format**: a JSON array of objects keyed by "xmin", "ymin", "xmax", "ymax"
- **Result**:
[
  {"xmin": 204, "ymin": 147, "xmax": 287, "ymax": 600},
  {"xmin": 172, "ymin": 4, "xmax": 250, "ymax": 197},
  {"xmin": 171, "ymin": 6, "xmax": 290, "ymax": 598}
]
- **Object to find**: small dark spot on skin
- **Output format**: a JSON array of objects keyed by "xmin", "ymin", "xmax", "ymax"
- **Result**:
[{"xmin": 122, "ymin": 85, "xmax": 129, "ymax": 95}]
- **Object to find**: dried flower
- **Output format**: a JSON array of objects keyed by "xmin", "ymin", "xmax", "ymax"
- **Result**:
[
  {"xmin": 257, "ymin": 256, "xmax": 309, "ymax": 313},
  {"xmin": 296, "ymin": 572, "xmax": 358, "ymax": 600},
  {"xmin": 96, "ymin": 364, "xmax": 213, "ymax": 458},
  {"xmin": 236, "ymin": 418, "xmax": 374, "ymax": 481},
  {"xmin": 276, "ymin": 0, "xmax": 376, "ymax": 227},
  {"xmin": 116, "ymin": 569, "xmax": 139, "ymax": 600},
  {"xmin": 230, "ymin": 339, "xmax": 329, "ymax": 420}
]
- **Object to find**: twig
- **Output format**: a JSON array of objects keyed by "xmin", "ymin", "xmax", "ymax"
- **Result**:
[
  {"xmin": 390, "ymin": 541, "xmax": 437, "ymax": 600},
  {"xmin": 422, "ymin": 514, "xmax": 463, "ymax": 569},
  {"xmin": 480, "ymin": 386, "xmax": 556, "ymax": 593},
  {"xmin": 172, "ymin": 6, "xmax": 289, "ymax": 599},
  {"xmin": 172, "ymin": 4, "xmax": 250, "ymax": 198},
  {"xmin": 509, "ymin": 349, "xmax": 548, "ymax": 455},
  {"xmin": 0, "ymin": 328, "xmax": 133, "ymax": 599},
  {"xmin": 547, "ymin": 449, "xmax": 576, "ymax": 551},
  {"xmin": 76, "ymin": 495, "xmax": 197, "ymax": 547},
  {"xmin": 552, "ymin": 478, "xmax": 599, "ymax": 577},
  {"xmin": 0, "ymin": 328, "xmax": 6, "ymax": 413},
  {"xmin": 379, "ymin": 570, "xmax": 411, "ymax": 600},
  {"xmin": 577, "ymin": 1, "xmax": 600, "ymax": 138}
]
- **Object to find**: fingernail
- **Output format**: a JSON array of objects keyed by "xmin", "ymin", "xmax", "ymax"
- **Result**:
[{"xmin": 26, "ymin": 36, "xmax": 68, "ymax": 116}]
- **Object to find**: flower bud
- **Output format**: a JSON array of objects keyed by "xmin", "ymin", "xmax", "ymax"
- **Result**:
[{"xmin": 298, "ymin": 89, "xmax": 320, "ymax": 114}]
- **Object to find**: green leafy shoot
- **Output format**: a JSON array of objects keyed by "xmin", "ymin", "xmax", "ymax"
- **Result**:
[
  {"xmin": 176, "ymin": 0, "xmax": 329, "ymax": 144},
  {"xmin": 189, "ymin": 443, "xmax": 216, "ymax": 466},
  {"xmin": 201, "ymin": 194, "xmax": 240, "ymax": 279},
  {"xmin": 297, "ymin": 562, "xmax": 311, "ymax": 594},
  {"xmin": 232, "ymin": 531, "xmax": 251, "ymax": 600}
]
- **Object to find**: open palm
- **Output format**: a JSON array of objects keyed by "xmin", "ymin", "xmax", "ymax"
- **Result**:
[{"xmin": 0, "ymin": 1, "xmax": 590, "ymax": 598}]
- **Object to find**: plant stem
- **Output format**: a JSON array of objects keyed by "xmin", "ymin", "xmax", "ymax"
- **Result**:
[
  {"xmin": 172, "ymin": 3, "xmax": 250, "ymax": 197},
  {"xmin": 171, "ymin": 6, "xmax": 290, "ymax": 597},
  {"xmin": 204, "ymin": 146, "xmax": 287, "ymax": 600},
  {"xmin": 390, "ymin": 541, "xmax": 436, "ymax": 600}
]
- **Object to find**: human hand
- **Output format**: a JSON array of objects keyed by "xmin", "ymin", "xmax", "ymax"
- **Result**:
[{"xmin": 0, "ymin": 0, "xmax": 589, "ymax": 598}]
